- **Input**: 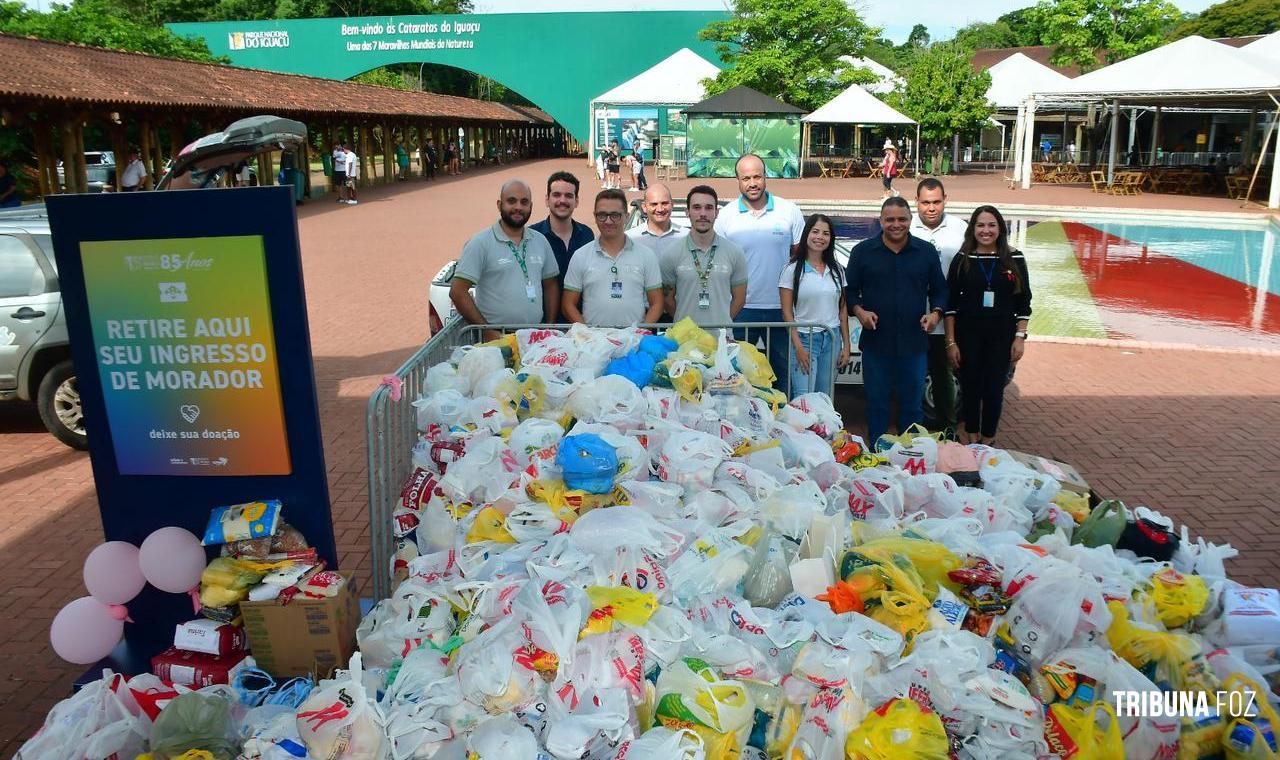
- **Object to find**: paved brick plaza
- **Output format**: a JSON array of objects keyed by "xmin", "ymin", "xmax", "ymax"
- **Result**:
[{"xmin": 1, "ymin": 158, "xmax": 1277, "ymax": 751}]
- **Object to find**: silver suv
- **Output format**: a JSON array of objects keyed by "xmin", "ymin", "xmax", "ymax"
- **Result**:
[{"xmin": 0, "ymin": 205, "xmax": 83, "ymax": 448}]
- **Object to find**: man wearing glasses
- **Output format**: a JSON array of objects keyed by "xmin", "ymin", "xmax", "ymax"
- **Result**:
[{"xmin": 562, "ymin": 189, "xmax": 663, "ymax": 327}]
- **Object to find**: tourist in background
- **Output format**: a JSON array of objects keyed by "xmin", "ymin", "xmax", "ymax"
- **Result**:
[
  {"xmin": 944, "ymin": 205, "xmax": 1032, "ymax": 446},
  {"xmin": 780, "ymin": 213, "xmax": 850, "ymax": 397},
  {"xmin": 880, "ymin": 141, "xmax": 899, "ymax": 199}
]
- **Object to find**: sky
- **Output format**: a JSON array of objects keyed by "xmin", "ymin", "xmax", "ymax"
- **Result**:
[{"xmin": 469, "ymin": 0, "xmax": 1219, "ymax": 43}]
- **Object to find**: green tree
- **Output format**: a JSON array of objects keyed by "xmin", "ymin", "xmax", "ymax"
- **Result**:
[
  {"xmin": 1170, "ymin": 0, "xmax": 1280, "ymax": 39},
  {"xmin": 889, "ymin": 41, "xmax": 993, "ymax": 144},
  {"xmin": 952, "ymin": 20, "xmax": 1023, "ymax": 49},
  {"xmin": 0, "ymin": 0, "xmax": 221, "ymax": 60},
  {"xmin": 352, "ymin": 66, "xmax": 415, "ymax": 90},
  {"xmin": 1034, "ymin": 0, "xmax": 1181, "ymax": 71},
  {"xmin": 698, "ymin": 0, "xmax": 880, "ymax": 111},
  {"xmin": 906, "ymin": 23, "xmax": 930, "ymax": 48},
  {"xmin": 997, "ymin": 6, "xmax": 1052, "ymax": 45}
]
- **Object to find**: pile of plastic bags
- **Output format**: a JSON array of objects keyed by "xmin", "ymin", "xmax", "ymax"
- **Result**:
[{"xmin": 22, "ymin": 318, "xmax": 1280, "ymax": 760}]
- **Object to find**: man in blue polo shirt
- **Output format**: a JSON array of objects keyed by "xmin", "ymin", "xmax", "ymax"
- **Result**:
[
  {"xmin": 529, "ymin": 171, "xmax": 594, "ymax": 307},
  {"xmin": 846, "ymin": 196, "xmax": 948, "ymax": 447},
  {"xmin": 715, "ymin": 153, "xmax": 805, "ymax": 390}
]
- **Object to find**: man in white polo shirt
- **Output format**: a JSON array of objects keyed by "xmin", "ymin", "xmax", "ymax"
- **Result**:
[
  {"xmin": 626, "ymin": 184, "xmax": 686, "ymax": 259},
  {"xmin": 714, "ymin": 153, "xmax": 805, "ymax": 390},
  {"xmin": 563, "ymin": 188, "xmax": 663, "ymax": 327},
  {"xmin": 910, "ymin": 177, "xmax": 966, "ymax": 433},
  {"xmin": 451, "ymin": 180, "xmax": 559, "ymax": 338}
]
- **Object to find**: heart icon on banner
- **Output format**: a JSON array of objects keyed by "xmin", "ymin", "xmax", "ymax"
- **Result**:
[{"xmin": 179, "ymin": 405, "xmax": 200, "ymax": 424}]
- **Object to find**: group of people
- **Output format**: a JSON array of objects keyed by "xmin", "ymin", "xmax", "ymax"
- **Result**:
[
  {"xmin": 329, "ymin": 143, "xmax": 361, "ymax": 205},
  {"xmin": 450, "ymin": 153, "xmax": 1032, "ymax": 445},
  {"xmin": 597, "ymin": 139, "xmax": 647, "ymax": 192}
]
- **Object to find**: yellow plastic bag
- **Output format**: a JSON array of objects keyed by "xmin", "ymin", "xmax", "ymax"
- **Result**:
[
  {"xmin": 845, "ymin": 698, "xmax": 949, "ymax": 760},
  {"xmin": 1106, "ymin": 600, "xmax": 1204, "ymax": 691},
  {"xmin": 667, "ymin": 317, "xmax": 716, "ymax": 358},
  {"xmin": 581, "ymin": 586, "xmax": 659, "ymax": 638},
  {"xmin": 477, "ymin": 332, "xmax": 520, "ymax": 366},
  {"xmin": 200, "ymin": 557, "xmax": 268, "ymax": 609},
  {"xmin": 526, "ymin": 479, "xmax": 617, "ymax": 514},
  {"xmin": 1150, "ymin": 567, "xmax": 1210, "ymax": 629},
  {"xmin": 494, "ymin": 371, "xmax": 545, "ymax": 419},
  {"xmin": 464, "ymin": 505, "xmax": 516, "ymax": 544},
  {"xmin": 654, "ymin": 658, "xmax": 755, "ymax": 757},
  {"xmin": 850, "ymin": 535, "xmax": 962, "ymax": 597},
  {"xmin": 1054, "ymin": 490, "xmax": 1092, "ymax": 524},
  {"xmin": 874, "ymin": 423, "xmax": 942, "ymax": 450},
  {"xmin": 750, "ymin": 384, "xmax": 789, "ymax": 412},
  {"xmin": 1042, "ymin": 701, "xmax": 1125, "ymax": 759},
  {"xmin": 1222, "ymin": 674, "xmax": 1280, "ymax": 760},
  {"xmin": 734, "ymin": 341, "xmax": 775, "ymax": 388}
]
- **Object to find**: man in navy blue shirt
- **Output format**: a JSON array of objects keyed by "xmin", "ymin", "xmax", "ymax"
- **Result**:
[
  {"xmin": 846, "ymin": 196, "xmax": 948, "ymax": 446},
  {"xmin": 530, "ymin": 171, "xmax": 595, "ymax": 317}
]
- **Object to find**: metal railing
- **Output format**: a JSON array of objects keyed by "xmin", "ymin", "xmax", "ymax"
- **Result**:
[{"xmin": 365, "ymin": 318, "xmax": 839, "ymax": 599}]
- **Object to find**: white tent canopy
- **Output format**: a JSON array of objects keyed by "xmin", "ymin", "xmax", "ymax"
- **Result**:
[
  {"xmin": 1244, "ymin": 30, "xmax": 1280, "ymax": 63},
  {"xmin": 802, "ymin": 83, "xmax": 916, "ymax": 125},
  {"xmin": 1033, "ymin": 36, "xmax": 1280, "ymax": 102},
  {"xmin": 1014, "ymin": 36, "xmax": 1280, "ymax": 207},
  {"xmin": 591, "ymin": 48, "xmax": 719, "ymax": 104},
  {"xmin": 839, "ymin": 56, "xmax": 902, "ymax": 95},
  {"xmin": 985, "ymin": 52, "xmax": 1071, "ymax": 110}
]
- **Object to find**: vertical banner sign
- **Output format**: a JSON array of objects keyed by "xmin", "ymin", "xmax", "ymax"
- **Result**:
[{"xmin": 80, "ymin": 236, "xmax": 292, "ymax": 476}]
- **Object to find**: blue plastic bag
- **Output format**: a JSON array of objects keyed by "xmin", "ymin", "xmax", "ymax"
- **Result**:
[
  {"xmin": 604, "ymin": 350, "xmax": 657, "ymax": 389},
  {"xmin": 637, "ymin": 335, "xmax": 678, "ymax": 363},
  {"xmin": 556, "ymin": 434, "xmax": 619, "ymax": 494}
]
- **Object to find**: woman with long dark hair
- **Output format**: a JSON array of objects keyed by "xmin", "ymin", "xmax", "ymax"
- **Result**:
[
  {"xmin": 780, "ymin": 214, "xmax": 852, "ymax": 397},
  {"xmin": 943, "ymin": 205, "xmax": 1032, "ymax": 444}
]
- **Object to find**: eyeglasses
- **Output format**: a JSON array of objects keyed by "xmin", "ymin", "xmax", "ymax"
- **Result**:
[{"xmin": 594, "ymin": 212, "xmax": 624, "ymax": 222}]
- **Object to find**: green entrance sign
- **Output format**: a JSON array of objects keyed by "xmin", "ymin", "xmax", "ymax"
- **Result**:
[{"xmin": 168, "ymin": 12, "xmax": 727, "ymax": 143}]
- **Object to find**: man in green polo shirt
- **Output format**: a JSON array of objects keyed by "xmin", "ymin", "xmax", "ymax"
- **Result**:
[
  {"xmin": 661, "ymin": 184, "xmax": 747, "ymax": 325},
  {"xmin": 450, "ymin": 180, "xmax": 559, "ymax": 336},
  {"xmin": 562, "ymin": 189, "xmax": 663, "ymax": 327}
]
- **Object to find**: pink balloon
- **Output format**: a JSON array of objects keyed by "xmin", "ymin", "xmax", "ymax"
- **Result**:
[
  {"xmin": 83, "ymin": 541, "xmax": 146, "ymax": 605},
  {"xmin": 138, "ymin": 527, "xmax": 206, "ymax": 593},
  {"xmin": 50, "ymin": 596, "xmax": 124, "ymax": 664}
]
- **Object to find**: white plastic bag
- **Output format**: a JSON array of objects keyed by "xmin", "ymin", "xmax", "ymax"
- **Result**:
[
  {"xmin": 612, "ymin": 727, "xmax": 705, "ymax": 759},
  {"xmin": 657, "ymin": 430, "xmax": 732, "ymax": 494},
  {"xmin": 778, "ymin": 392, "xmax": 843, "ymax": 439},
  {"xmin": 456, "ymin": 345, "xmax": 506, "ymax": 393},
  {"xmin": 468, "ymin": 714, "xmax": 540, "ymax": 759},
  {"xmin": 438, "ymin": 436, "xmax": 519, "ymax": 505},
  {"xmin": 884, "ymin": 434, "xmax": 939, "ymax": 475},
  {"xmin": 571, "ymin": 505, "xmax": 685, "ymax": 558},
  {"xmin": 16, "ymin": 671, "xmax": 147, "ymax": 760},
  {"xmin": 567, "ymin": 375, "xmax": 646, "ymax": 429},
  {"xmin": 296, "ymin": 652, "xmax": 385, "ymax": 760},
  {"xmin": 1002, "ymin": 560, "xmax": 1110, "ymax": 665},
  {"xmin": 509, "ymin": 417, "xmax": 564, "ymax": 468},
  {"xmin": 356, "ymin": 578, "xmax": 456, "ymax": 669},
  {"xmin": 424, "ymin": 360, "xmax": 470, "ymax": 395},
  {"xmin": 413, "ymin": 389, "xmax": 468, "ymax": 432}
]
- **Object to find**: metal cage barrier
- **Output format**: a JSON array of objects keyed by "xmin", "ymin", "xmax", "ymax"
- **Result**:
[{"xmin": 366, "ymin": 318, "xmax": 841, "ymax": 599}]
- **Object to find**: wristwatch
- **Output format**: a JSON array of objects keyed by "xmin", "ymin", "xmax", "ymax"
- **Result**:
[{"xmin": 1014, "ymin": 331, "xmax": 1029, "ymax": 340}]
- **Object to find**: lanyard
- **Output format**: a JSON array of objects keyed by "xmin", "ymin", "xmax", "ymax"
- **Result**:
[
  {"xmin": 504, "ymin": 237, "xmax": 530, "ymax": 282},
  {"xmin": 976, "ymin": 257, "xmax": 998, "ymax": 289},
  {"xmin": 689, "ymin": 242, "xmax": 718, "ymax": 290}
]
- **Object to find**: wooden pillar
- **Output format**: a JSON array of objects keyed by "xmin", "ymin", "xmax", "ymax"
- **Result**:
[
  {"xmin": 149, "ymin": 123, "xmax": 165, "ymax": 189},
  {"xmin": 59, "ymin": 119, "xmax": 78, "ymax": 194},
  {"xmin": 109, "ymin": 121, "xmax": 128, "ymax": 192},
  {"xmin": 299, "ymin": 129, "xmax": 312, "ymax": 198},
  {"xmin": 257, "ymin": 151, "xmax": 270, "ymax": 186},
  {"xmin": 382, "ymin": 121, "xmax": 394, "ymax": 184},
  {"xmin": 34, "ymin": 121, "xmax": 56, "ymax": 197}
]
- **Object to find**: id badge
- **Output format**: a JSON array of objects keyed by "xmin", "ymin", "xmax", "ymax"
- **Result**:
[
  {"xmin": 610, "ymin": 280, "xmax": 623, "ymax": 299},
  {"xmin": 982, "ymin": 290, "xmax": 995, "ymax": 308},
  {"xmin": 698, "ymin": 291, "xmax": 711, "ymax": 310},
  {"xmin": 525, "ymin": 282, "xmax": 538, "ymax": 301}
]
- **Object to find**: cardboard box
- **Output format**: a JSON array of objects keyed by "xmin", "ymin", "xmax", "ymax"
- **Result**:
[
  {"xmin": 1008, "ymin": 450, "xmax": 1091, "ymax": 496},
  {"xmin": 151, "ymin": 647, "xmax": 249, "ymax": 687},
  {"xmin": 240, "ymin": 574, "xmax": 359, "ymax": 677}
]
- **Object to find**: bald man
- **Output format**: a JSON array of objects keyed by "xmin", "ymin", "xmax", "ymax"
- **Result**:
[
  {"xmin": 626, "ymin": 183, "xmax": 687, "ymax": 259},
  {"xmin": 451, "ymin": 179, "xmax": 559, "ymax": 333}
]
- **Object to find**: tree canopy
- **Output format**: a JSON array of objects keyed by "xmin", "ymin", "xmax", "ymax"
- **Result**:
[
  {"xmin": 889, "ymin": 41, "xmax": 994, "ymax": 144},
  {"xmin": 1032, "ymin": 0, "xmax": 1181, "ymax": 71},
  {"xmin": 698, "ymin": 0, "xmax": 880, "ymax": 111},
  {"xmin": 0, "ymin": 0, "xmax": 222, "ymax": 61},
  {"xmin": 1171, "ymin": 0, "xmax": 1280, "ymax": 39}
]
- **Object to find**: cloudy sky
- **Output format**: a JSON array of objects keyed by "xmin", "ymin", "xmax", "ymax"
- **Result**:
[{"xmin": 471, "ymin": 0, "xmax": 1218, "ymax": 43}]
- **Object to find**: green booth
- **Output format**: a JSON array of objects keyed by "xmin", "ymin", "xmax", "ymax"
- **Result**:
[{"xmin": 684, "ymin": 86, "xmax": 804, "ymax": 179}]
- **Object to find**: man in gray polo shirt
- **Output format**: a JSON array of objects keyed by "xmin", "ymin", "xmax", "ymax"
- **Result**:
[
  {"xmin": 626, "ymin": 184, "xmax": 686, "ymax": 259},
  {"xmin": 661, "ymin": 184, "xmax": 747, "ymax": 325},
  {"xmin": 450, "ymin": 180, "xmax": 559, "ymax": 336},
  {"xmin": 563, "ymin": 188, "xmax": 663, "ymax": 327}
]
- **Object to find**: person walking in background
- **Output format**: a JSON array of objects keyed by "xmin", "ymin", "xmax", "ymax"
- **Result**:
[
  {"xmin": 661, "ymin": 185, "xmax": 747, "ymax": 326},
  {"xmin": 632, "ymin": 137, "xmax": 649, "ymax": 191},
  {"xmin": 944, "ymin": 205, "xmax": 1032, "ymax": 446},
  {"xmin": 846, "ymin": 197, "xmax": 948, "ymax": 446},
  {"xmin": 395, "ymin": 140, "xmax": 410, "ymax": 180},
  {"xmin": 530, "ymin": 171, "xmax": 595, "ymax": 295},
  {"xmin": 422, "ymin": 137, "xmax": 438, "ymax": 180},
  {"xmin": 451, "ymin": 180, "xmax": 559, "ymax": 339},
  {"xmin": 911, "ymin": 178, "xmax": 966, "ymax": 434},
  {"xmin": 342, "ymin": 145, "xmax": 359, "ymax": 205},
  {"xmin": 562, "ymin": 188, "xmax": 663, "ymax": 327},
  {"xmin": 446, "ymin": 140, "xmax": 460, "ymax": 176},
  {"xmin": 780, "ymin": 214, "xmax": 851, "ymax": 397},
  {"xmin": 624, "ymin": 153, "xmax": 639, "ymax": 191},
  {"xmin": 119, "ymin": 149, "xmax": 149, "ymax": 192},
  {"xmin": 880, "ymin": 141, "xmax": 899, "ymax": 199},
  {"xmin": 1041, "ymin": 137, "xmax": 1052, "ymax": 162},
  {"xmin": 331, "ymin": 142, "xmax": 347, "ymax": 201},
  {"xmin": 716, "ymin": 153, "xmax": 805, "ymax": 390},
  {"xmin": 605, "ymin": 141, "xmax": 622, "ymax": 190}
]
